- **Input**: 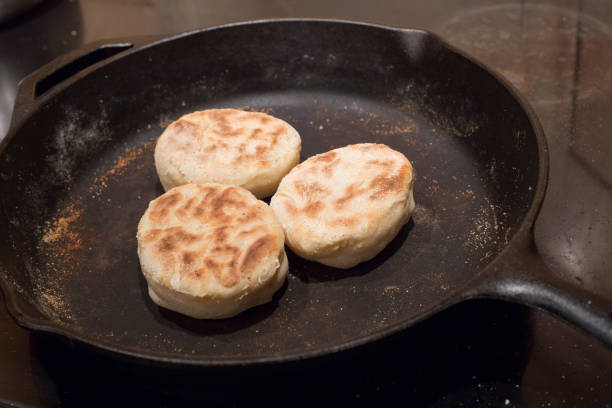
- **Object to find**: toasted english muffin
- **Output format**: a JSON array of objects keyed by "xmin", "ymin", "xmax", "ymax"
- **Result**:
[
  {"xmin": 270, "ymin": 143, "xmax": 415, "ymax": 269},
  {"xmin": 137, "ymin": 183, "xmax": 288, "ymax": 319},
  {"xmin": 154, "ymin": 109, "xmax": 301, "ymax": 198}
]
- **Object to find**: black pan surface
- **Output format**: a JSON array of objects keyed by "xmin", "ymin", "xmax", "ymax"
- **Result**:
[{"xmin": 0, "ymin": 20, "xmax": 608, "ymax": 365}]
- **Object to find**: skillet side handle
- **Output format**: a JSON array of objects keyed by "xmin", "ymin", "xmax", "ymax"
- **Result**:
[
  {"xmin": 467, "ymin": 242, "xmax": 612, "ymax": 348},
  {"xmin": 9, "ymin": 39, "xmax": 147, "ymax": 128}
]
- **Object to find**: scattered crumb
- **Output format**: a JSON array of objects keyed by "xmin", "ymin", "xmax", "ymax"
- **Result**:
[
  {"xmin": 35, "ymin": 203, "xmax": 86, "ymax": 321},
  {"xmin": 88, "ymin": 141, "xmax": 153, "ymax": 198},
  {"xmin": 33, "ymin": 140, "xmax": 153, "ymax": 325},
  {"xmin": 41, "ymin": 204, "xmax": 82, "ymax": 250}
]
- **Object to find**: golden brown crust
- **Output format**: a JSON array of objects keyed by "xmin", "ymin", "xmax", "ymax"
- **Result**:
[
  {"xmin": 169, "ymin": 110, "xmax": 287, "ymax": 168},
  {"xmin": 241, "ymin": 235, "xmax": 277, "ymax": 277},
  {"xmin": 138, "ymin": 183, "xmax": 284, "ymax": 291},
  {"xmin": 310, "ymin": 151, "xmax": 337, "ymax": 163},
  {"xmin": 334, "ymin": 182, "xmax": 363, "ymax": 209},
  {"xmin": 154, "ymin": 109, "xmax": 301, "ymax": 198},
  {"xmin": 368, "ymin": 163, "xmax": 409, "ymax": 199},
  {"xmin": 328, "ymin": 216, "xmax": 359, "ymax": 228},
  {"xmin": 270, "ymin": 143, "xmax": 415, "ymax": 268},
  {"xmin": 280, "ymin": 144, "xmax": 412, "ymax": 220},
  {"xmin": 148, "ymin": 191, "xmax": 182, "ymax": 223}
]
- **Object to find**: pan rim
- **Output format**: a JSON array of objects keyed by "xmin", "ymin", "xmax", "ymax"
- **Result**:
[{"xmin": 0, "ymin": 18, "xmax": 548, "ymax": 366}]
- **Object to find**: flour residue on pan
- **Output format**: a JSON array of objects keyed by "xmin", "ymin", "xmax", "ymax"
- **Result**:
[
  {"xmin": 32, "ymin": 139, "xmax": 154, "ymax": 324},
  {"xmin": 391, "ymin": 82, "xmax": 484, "ymax": 140},
  {"xmin": 41, "ymin": 204, "xmax": 82, "ymax": 248},
  {"xmin": 464, "ymin": 197, "xmax": 508, "ymax": 263},
  {"xmin": 345, "ymin": 106, "xmax": 418, "ymax": 140},
  {"xmin": 296, "ymin": 98, "xmax": 421, "ymax": 149},
  {"xmin": 158, "ymin": 113, "xmax": 173, "ymax": 129},
  {"xmin": 89, "ymin": 141, "xmax": 154, "ymax": 198},
  {"xmin": 46, "ymin": 106, "xmax": 112, "ymax": 186},
  {"xmin": 412, "ymin": 204, "xmax": 442, "ymax": 232},
  {"xmin": 0, "ymin": 265, "xmax": 26, "ymax": 297},
  {"xmin": 35, "ymin": 204, "xmax": 85, "ymax": 323}
]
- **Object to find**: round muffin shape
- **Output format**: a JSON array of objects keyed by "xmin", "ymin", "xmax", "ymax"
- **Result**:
[
  {"xmin": 270, "ymin": 143, "xmax": 415, "ymax": 269},
  {"xmin": 154, "ymin": 109, "xmax": 301, "ymax": 198},
  {"xmin": 137, "ymin": 183, "xmax": 288, "ymax": 319}
]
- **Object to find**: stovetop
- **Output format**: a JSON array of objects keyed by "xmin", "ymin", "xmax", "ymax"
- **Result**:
[{"xmin": 1, "ymin": 1, "xmax": 611, "ymax": 406}]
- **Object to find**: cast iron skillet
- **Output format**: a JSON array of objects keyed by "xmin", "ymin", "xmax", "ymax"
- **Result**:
[{"xmin": 0, "ymin": 20, "xmax": 610, "ymax": 365}]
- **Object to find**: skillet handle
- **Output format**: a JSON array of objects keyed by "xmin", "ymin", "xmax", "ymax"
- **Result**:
[
  {"xmin": 466, "ymin": 238, "xmax": 612, "ymax": 348},
  {"xmin": 10, "ymin": 34, "xmax": 163, "ymax": 128}
]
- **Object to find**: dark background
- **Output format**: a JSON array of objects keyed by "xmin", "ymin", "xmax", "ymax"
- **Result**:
[{"xmin": 1, "ymin": 0, "xmax": 611, "ymax": 406}]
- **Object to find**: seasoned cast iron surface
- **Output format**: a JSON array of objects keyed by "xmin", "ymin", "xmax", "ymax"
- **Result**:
[{"xmin": 0, "ymin": 22, "xmax": 538, "ymax": 361}]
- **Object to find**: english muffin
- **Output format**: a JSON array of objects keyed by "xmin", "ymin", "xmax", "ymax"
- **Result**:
[
  {"xmin": 154, "ymin": 109, "xmax": 301, "ymax": 198},
  {"xmin": 137, "ymin": 183, "xmax": 288, "ymax": 319},
  {"xmin": 270, "ymin": 143, "xmax": 415, "ymax": 269}
]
